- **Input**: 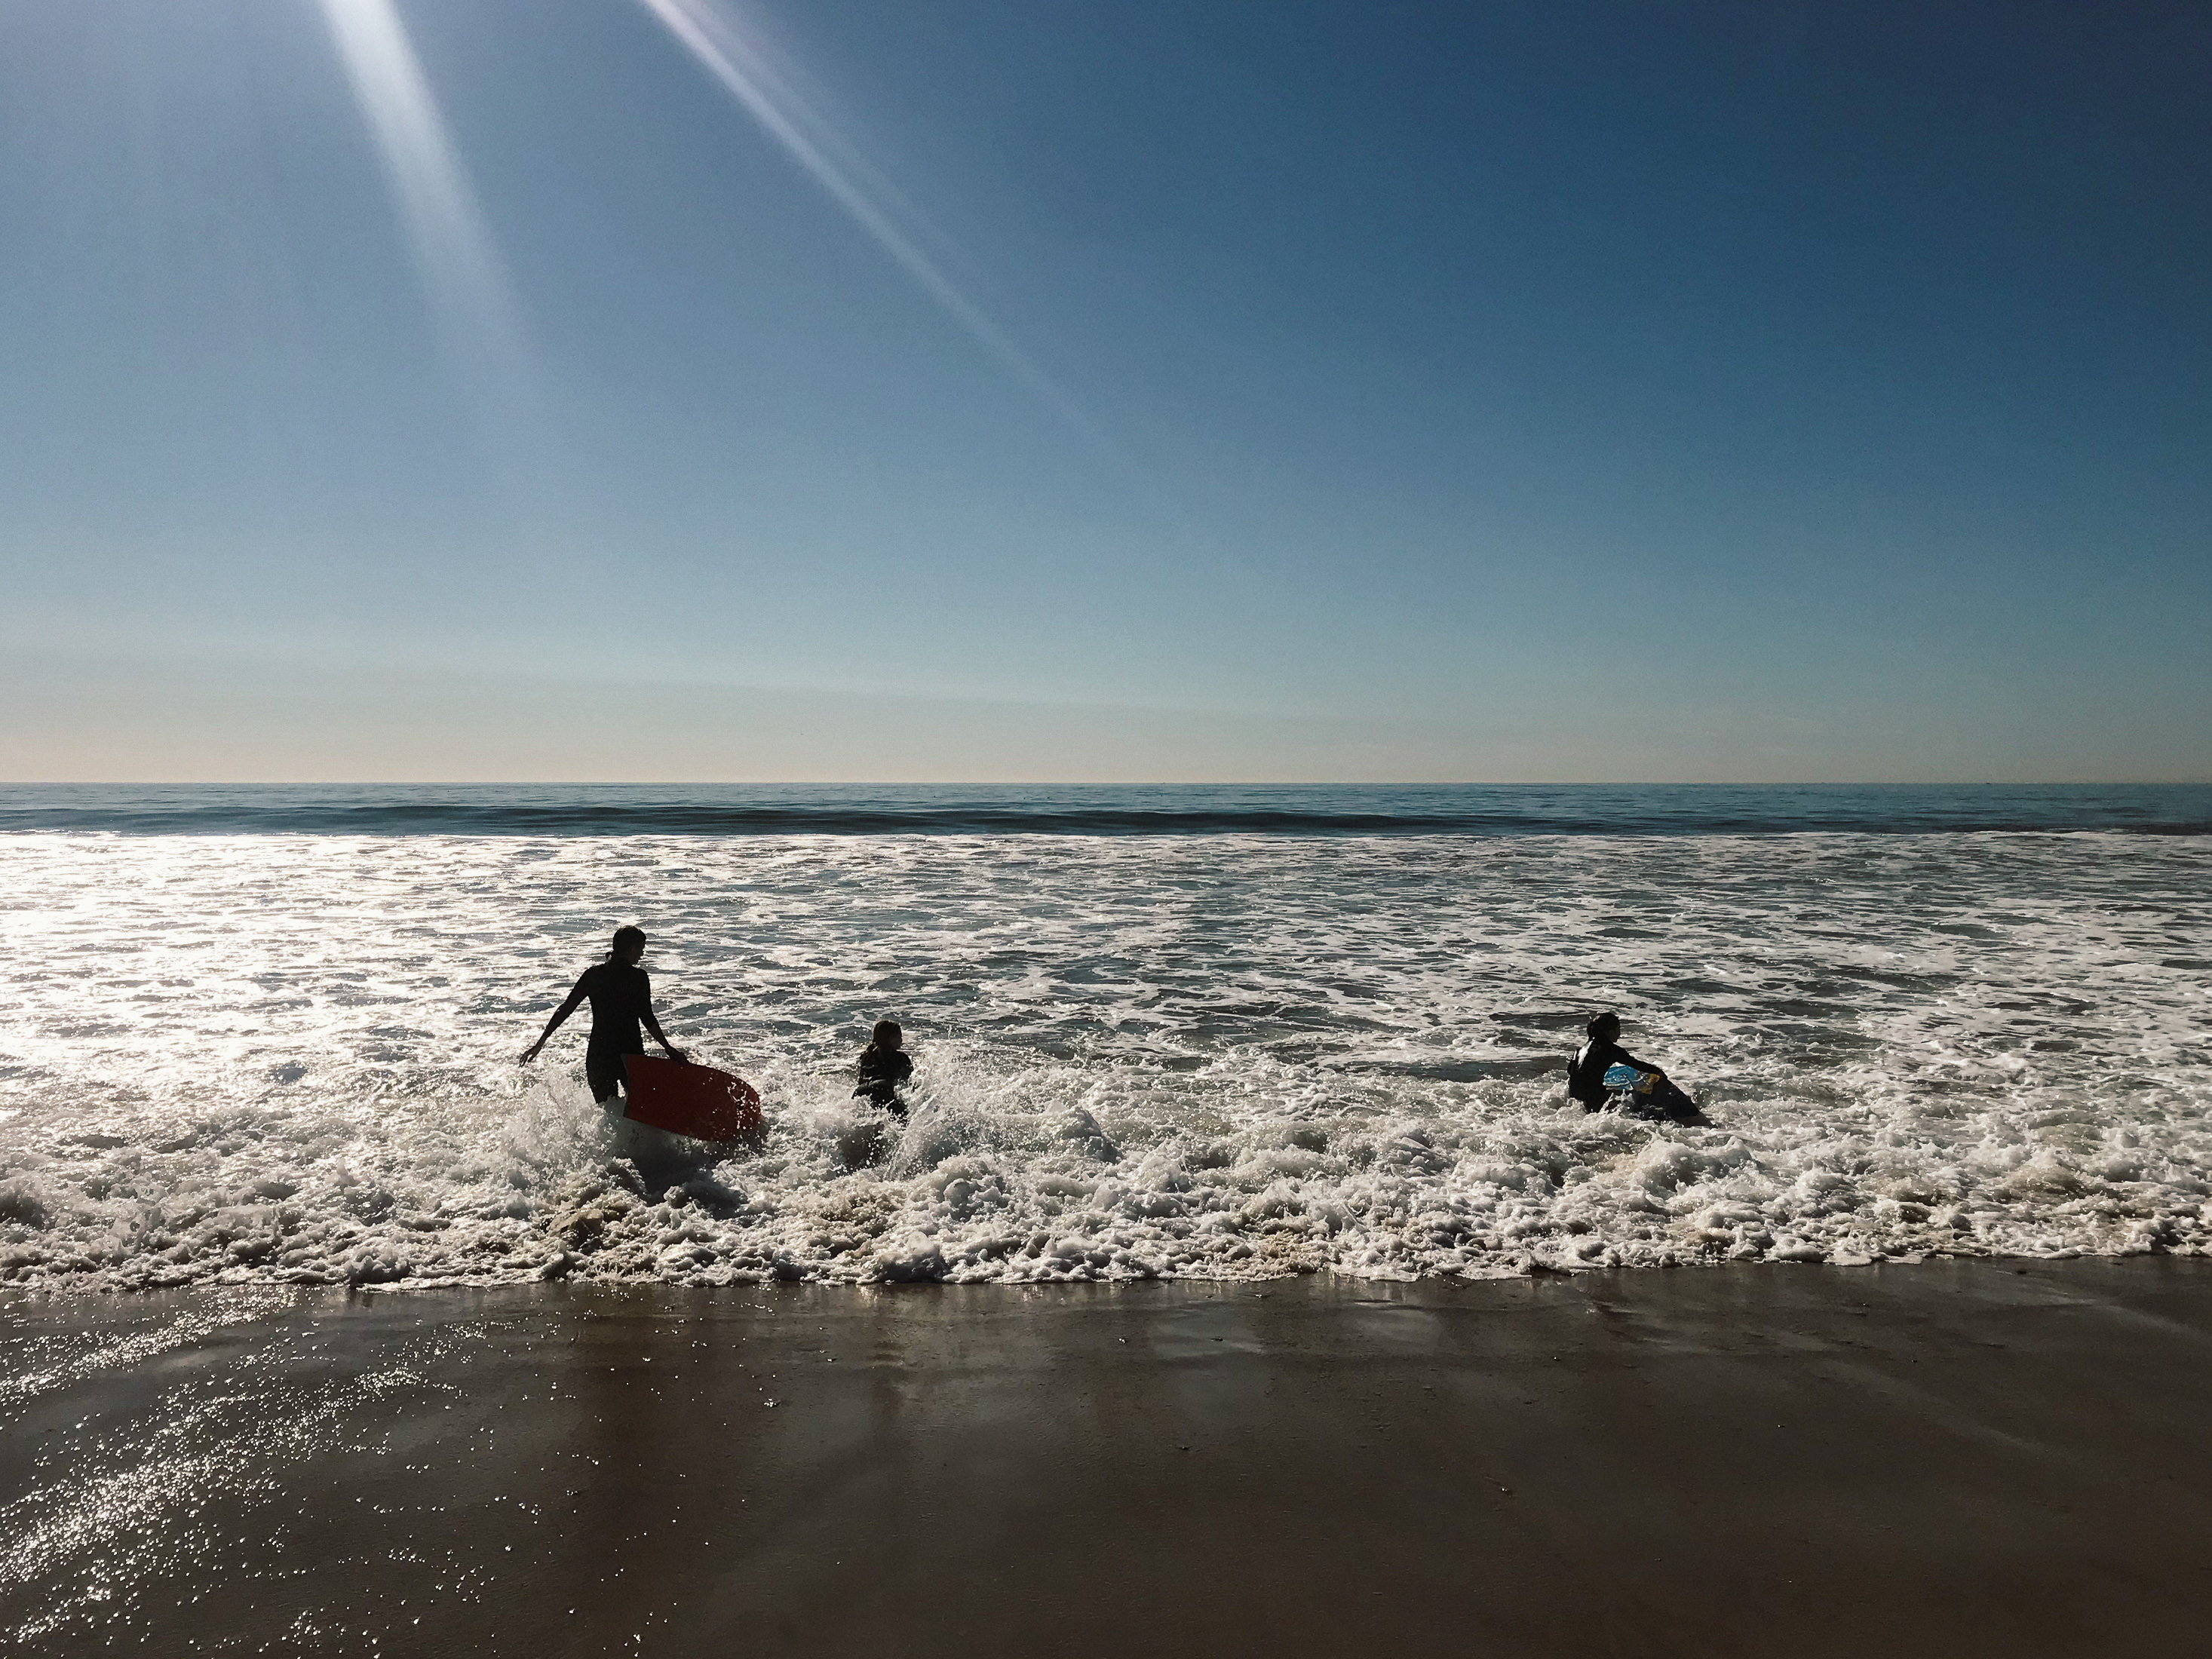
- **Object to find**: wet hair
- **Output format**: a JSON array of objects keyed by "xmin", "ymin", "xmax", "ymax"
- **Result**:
[
  {"xmin": 1587, "ymin": 1010, "xmax": 1621, "ymax": 1040},
  {"xmin": 609, "ymin": 925, "xmax": 647, "ymax": 961},
  {"xmin": 870, "ymin": 1019, "xmax": 904, "ymax": 1050}
]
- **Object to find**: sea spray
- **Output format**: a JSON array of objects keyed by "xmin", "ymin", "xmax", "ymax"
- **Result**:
[{"xmin": 2, "ymin": 820, "xmax": 2207, "ymax": 1287}]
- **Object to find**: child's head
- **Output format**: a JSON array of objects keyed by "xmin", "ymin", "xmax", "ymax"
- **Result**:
[
  {"xmin": 1588, "ymin": 1010, "xmax": 1621, "ymax": 1041},
  {"xmin": 870, "ymin": 1019, "xmax": 904, "ymax": 1051}
]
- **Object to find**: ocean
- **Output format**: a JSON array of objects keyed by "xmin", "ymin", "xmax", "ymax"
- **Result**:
[{"xmin": 2, "ymin": 783, "xmax": 2207, "ymax": 1289}]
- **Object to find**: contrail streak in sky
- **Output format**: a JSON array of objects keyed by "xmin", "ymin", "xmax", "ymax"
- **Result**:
[
  {"xmin": 321, "ymin": 0, "xmax": 526, "ymax": 383},
  {"xmin": 634, "ymin": 0, "xmax": 1100, "ymax": 441}
]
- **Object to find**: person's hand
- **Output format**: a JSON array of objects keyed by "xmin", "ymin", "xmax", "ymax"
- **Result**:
[
  {"xmin": 520, "ymin": 1040, "xmax": 543, "ymax": 1064},
  {"xmin": 666, "ymin": 1047, "xmax": 690, "ymax": 1065}
]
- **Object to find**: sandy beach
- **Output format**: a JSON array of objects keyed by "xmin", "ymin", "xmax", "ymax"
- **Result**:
[{"xmin": 5, "ymin": 1258, "xmax": 2208, "ymax": 1655}]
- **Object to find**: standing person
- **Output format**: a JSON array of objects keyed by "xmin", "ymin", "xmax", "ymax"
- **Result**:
[
  {"xmin": 1567, "ymin": 1010, "xmax": 1700, "ymax": 1122},
  {"xmin": 853, "ymin": 1019, "xmax": 915, "ymax": 1118},
  {"xmin": 521, "ymin": 926, "xmax": 688, "ymax": 1102}
]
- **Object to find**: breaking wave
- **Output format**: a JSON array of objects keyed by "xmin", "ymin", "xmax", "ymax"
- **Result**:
[
  {"xmin": 2, "ymin": 820, "xmax": 2207, "ymax": 1289},
  {"xmin": 4, "ymin": 782, "xmax": 2208, "ymax": 838}
]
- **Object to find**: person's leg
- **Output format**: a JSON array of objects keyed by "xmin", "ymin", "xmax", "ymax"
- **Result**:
[{"xmin": 586, "ymin": 1050, "xmax": 626, "ymax": 1105}]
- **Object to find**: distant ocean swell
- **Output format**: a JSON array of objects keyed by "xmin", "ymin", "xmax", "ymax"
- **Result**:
[
  {"xmin": 3, "ymin": 783, "xmax": 2209, "ymax": 837},
  {"xmin": 2, "ymin": 802, "xmax": 2207, "ymax": 1291}
]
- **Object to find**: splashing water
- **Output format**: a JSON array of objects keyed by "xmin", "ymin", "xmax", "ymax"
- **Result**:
[{"xmin": 2, "ymin": 815, "xmax": 2207, "ymax": 1288}]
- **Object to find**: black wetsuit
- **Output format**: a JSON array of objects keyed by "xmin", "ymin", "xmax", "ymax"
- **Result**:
[
  {"xmin": 1569, "ymin": 1038, "xmax": 1698, "ymax": 1121},
  {"xmin": 572, "ymin": 960, "xmax": 652, "ymax": 1102},
  {"xmin": 853, "ymin": 1045, "xmax": 914, "ymax": 1116},
  {"xmin": 1567, "ymin": 1039, "xmax": 1654, "ymax": 1109}
]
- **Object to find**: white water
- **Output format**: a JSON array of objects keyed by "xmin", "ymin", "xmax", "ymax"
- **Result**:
[{"xmin": 2, "ymin": 831, "xmax": 2207, "ymax": 1288}]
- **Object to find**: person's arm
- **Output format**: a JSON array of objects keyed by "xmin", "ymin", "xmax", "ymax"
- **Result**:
[
  {"xmin": 520, "ymin": 974, "xmax": 589, "ymax": 1063},
  {"xmin": 639, "ymin": 975, "xmax": 688, "ymax": 1063},
  {"xmin": 1615, "ymin": 1048, "xmax": 1665, "ymax": 1081}
]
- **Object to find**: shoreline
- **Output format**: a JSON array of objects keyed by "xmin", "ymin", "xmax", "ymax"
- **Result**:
[
  {"xmin": 5, "ymin": 1259, "xmax": 2210, "ymax": 1654},
  {"xmin": 2, "ymin": 1237, "xmax": 2204, "ymax": 1296}
]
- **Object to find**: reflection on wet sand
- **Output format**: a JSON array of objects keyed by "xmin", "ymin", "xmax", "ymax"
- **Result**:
[{"xmin": 5, "ymin": 1262, "xmax": 2212, "ymax": 1654}]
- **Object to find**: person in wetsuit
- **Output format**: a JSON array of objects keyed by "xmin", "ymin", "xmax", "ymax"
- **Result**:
[
  {"xmin": 520, "ymin": 925, "xmax": 688, "ymax": 1102},
  {"xmin": 1567, "ymin": 1010, "xmax": 1699, "ymax": 1122},
  {"xmin": 853, "ymin": 1019, "xmax": 915, "ymax": 1118}
]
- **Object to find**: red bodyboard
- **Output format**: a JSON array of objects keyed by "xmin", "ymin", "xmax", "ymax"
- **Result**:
[{"xmin": 622, "ymin": 1054, "xmax": 763, "ymax": 1142}]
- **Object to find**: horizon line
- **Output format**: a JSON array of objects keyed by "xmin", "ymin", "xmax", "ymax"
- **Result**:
[{"xmin": 4, "ymin": 780, "xmax": 2208, "ymax": 790}]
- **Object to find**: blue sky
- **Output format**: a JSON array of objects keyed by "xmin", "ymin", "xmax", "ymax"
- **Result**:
[{"xmin": 2, "ymin": 0, "xmax": 2206, "ymax": 780}]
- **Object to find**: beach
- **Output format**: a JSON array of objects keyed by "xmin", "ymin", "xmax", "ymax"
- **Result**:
[
  {"xmin": 10, "ymin": 0, "xmax": 2207, "ymax": 1635},
  {"xmin": 3, "ymin": 786, "xmax": 2209, "ymax": 1649},
  {"xmin": 7, "ymin": 1258, "xmax": 2209, "ymax": 1654}
]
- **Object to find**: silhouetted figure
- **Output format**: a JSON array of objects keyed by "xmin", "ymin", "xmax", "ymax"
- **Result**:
[
  {"xmin": 522, "ymin": 925, "xmax": 688, "ymax": 1102},
  {"xmin": 854, "ymin": 1019, "xmax": 915, "ymax": 1118},
  {"xmin": 1568, "ymin": 1010, "xmax": 1701, "ymax": 1124}
]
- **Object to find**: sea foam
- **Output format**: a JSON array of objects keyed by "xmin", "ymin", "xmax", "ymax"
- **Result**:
[{"xmin": 2, "ymin": 828, "xmax": 2207, "ymax": 1289}]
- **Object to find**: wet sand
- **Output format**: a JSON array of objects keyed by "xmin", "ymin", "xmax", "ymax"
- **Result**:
[{"xmin": 5, "ymin": 1259, "xmax": 2210, "ymax": 1656}]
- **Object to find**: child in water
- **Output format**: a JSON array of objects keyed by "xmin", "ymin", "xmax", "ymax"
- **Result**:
[
  {"xmin": 1567, "ymin": 1010, "xmax": 1701, "ymax": 1124},
  {"xmin": 853, "ymin": 1019, "xmax": 915, "ymax": 1118}
]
